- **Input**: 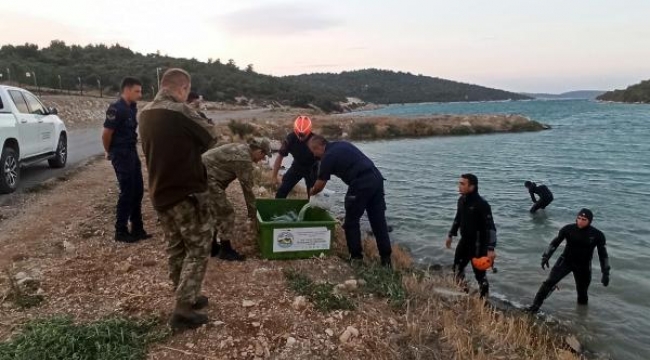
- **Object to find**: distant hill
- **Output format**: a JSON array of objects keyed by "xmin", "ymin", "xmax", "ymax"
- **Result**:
[
  {"xmin": 597, "ymin": 80, "xmax": 650, "ymax": 103},
  {"xmin": 0, "ymin": 41, "xmax": 346, "ymax": 112},
  {"xmin": 284, "ymin": 69, "xmax": 530, "ymax": 104},
  {"xmin": 521, "ymin": 90, "xmax": 605, "ymax": 100}
]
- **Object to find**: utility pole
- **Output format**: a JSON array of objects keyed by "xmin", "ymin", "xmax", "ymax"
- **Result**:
[
  {"xmin": 78, "ymin": 76, "xmax": 83, "ymax": 96},
  {"xmin": 58, "ymin": 75, "xmax": 62, "ymax": 93},
  {"xmin": 97, "ymin": 78, "xmax": 102, "ymax": 98},
  {"xmin": 26, "ymin": 72, "xmax": 39, "ymax": 95},
  {"xmin": 5, "ymin": 68, "xmax": 10, "ymax": 84},
  {"xmin": 156, "ymin": 67, "xmax": 162, "ymax": 91}
]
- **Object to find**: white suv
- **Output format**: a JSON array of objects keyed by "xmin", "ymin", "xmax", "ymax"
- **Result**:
[{"xmin": 0, "ymin": 85, "xmax": 68, "ymax": 193}]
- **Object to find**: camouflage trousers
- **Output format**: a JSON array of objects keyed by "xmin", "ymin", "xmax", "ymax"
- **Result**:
[
  {"xmin": 207, "ymin": 185, "xmax": 236, "ymax": 244},
  {"xmin": 157, "ymin": 192, "xmax": 213, "ymax": 305}
]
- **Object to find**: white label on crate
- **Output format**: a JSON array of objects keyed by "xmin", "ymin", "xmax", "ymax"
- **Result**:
[{"xmin": 272, "ymin": 227, "xmax": 331, "ymax": 253}]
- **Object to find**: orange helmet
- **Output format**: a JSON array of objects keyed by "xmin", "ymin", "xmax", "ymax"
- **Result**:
[
  {"xmin": 293, "ymin": 115, "xmax": 312, "ymax": 137},
  {"xmin": 471, "ymin": 257, "xmax": 493, "ymax": 271}
]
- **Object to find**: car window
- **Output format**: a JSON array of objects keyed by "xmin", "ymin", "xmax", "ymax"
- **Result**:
[
  {"xmin": 0, "ymin": 94, "xmax": 4, "ymax": 110},
  {"xmin": 8, "ymin": 90, "xmax": 30, "ymax": 114},
  {"xmin": 22, "ymin": 91, "xmax": 46, "ymax": 115}
]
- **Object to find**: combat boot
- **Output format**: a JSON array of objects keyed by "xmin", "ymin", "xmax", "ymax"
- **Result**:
[
  {"xmin": 115, "ymin": 227, "xmax": 138, "ymax": 243},
  {"xmin": 219, "ymin": 241, "xmax": 246, "ymax": 261},
  {"xmin": 131, "ymin": 228, "xmax": 152, "ymax": 240},
  {"xmin": 192, "ymin": 295, "xmax": 209, "ymax": 310},
  {"xmin": 380, "ymin": 256, "xmax": 392, "ymax": 268},
  {"xmin": 169, "ymin": 303, "xmax": 209, "ymax": 331}
]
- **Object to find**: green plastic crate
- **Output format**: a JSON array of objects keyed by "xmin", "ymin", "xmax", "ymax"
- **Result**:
[{"xmin": 255, "ymin": 198, "xmax": 336, "ymax": 260}]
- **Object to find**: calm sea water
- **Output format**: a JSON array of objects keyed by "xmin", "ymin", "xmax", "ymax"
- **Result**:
[{"xmin": 320, "ymin": 100, "xmax": 649, "ymax": 360}]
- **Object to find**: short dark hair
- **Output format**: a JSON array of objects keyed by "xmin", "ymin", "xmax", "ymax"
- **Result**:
[
  {"xmin": 524, "ymin": 181, "xmax": 533, "ymax": 188},
  {"xmin": 308, "ymin": 134, "xmax": 327, "ymax": 147},
  {"xmin": 187, "ymin": 91, "xmax": 200, "ymax": 102},
  {"xmin": 120, "ymin": 77, "xmax": 142, "ymax": 91},
  {"xmin": 461, "ymin": 173, "xmax": 478, "ymax": 187}
]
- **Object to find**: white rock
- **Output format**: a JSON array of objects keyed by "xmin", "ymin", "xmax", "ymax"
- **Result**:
[
  {"xmin": 344, "ymin": 280, "xmax": 358, "ymax": 290},
  {"xmin": 63, "ymin": 240, "xmax": 76, "ymax": 253},
  {"xmin": 14, "ymin": 272, "xmax": 28, "ymax": 281},
  {"xmin": 325, "ymin": 328, "xmax": 334, "ymax": 337},
  {"xmin": 286, "ymin": 337, "xmax": 297, "ymax": 347},
  {"xmin": 346, "ymin": 326, "xmax": 359, "ymax": 337},
  {"xmin": 213, "ymin": 321, "xmax": 225, "ymax": 326},
  {"xmin": 339, "ymin": 330, "xmax": 352, "ymax": 343},
  {"xmin": 292, "ymin": 296, "xmax": 308, "ymax": 310},
  {"xmin": 36, "ymin": 288, "xmax": 45, "ymax": 296},
  {"xmin": 357, "ymin": 279, "xmax": 367, "ymax": 286},
  {"xmin": 242, "ymin": 300, "xmax": 256, "ymax": 308},
  {"xmin": 565, "ymin": 335, "xmax": 582, "ymax": 353},
  {"xmin": 252, "ymin": 322, "xmax": 261, "ymax": 328}
]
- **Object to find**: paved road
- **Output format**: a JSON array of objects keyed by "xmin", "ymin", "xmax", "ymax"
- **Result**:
[{"xmin": 12, "ymin": 127, "xmax": 104, "ymax": 192}]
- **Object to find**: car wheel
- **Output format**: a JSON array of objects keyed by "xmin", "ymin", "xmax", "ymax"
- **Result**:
[
  {"xmin": 0, "ymin": 147, "xmax": 19, "ymax": 194},
  {"xmin": 48, "ymin": 134, "xmax": 67, "ymax": 168}
]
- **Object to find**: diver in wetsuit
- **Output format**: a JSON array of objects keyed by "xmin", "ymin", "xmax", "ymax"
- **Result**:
[
  {"xmin": 525, "ymin": 208, "xmax": 610, "ymax": 313},
  {"xmin": 525, "ymin": 181, "xmax": 554, "ymax": 214}
]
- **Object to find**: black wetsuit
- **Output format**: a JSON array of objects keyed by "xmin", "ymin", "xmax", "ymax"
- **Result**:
[
  {"xmin": 448, "ymin": 191, "xmax": 497, "ymax": 297},
  {"xmin": 528, "ymin": 183, "xmax": 553, "ymax": 213},
  {"xmin": 530, "ymin": 223, "xmax": 610, "ymax": 310}
]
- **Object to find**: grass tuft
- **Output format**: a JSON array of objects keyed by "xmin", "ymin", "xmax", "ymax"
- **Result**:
[
  {"xmin": 0, "ymin": 315, "xmax": 168, "ymax": 360},
  {"xmin": 284, "ymin": 269, "xmax": 355, "ymax": 312}
]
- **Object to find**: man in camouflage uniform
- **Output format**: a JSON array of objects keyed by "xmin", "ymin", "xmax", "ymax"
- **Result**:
[
  {"xmin": 139, "ymin": 68, "xmax": 218, "ymax": 331},
  {"xmin": 202, "ymin": 137, "xmax": 270, "ymax": 261}
]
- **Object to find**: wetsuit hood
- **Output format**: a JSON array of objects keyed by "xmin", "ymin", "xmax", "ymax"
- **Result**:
[{"xmin": 578, "ymin": 208, "xmax": 593, "ymax": 224}]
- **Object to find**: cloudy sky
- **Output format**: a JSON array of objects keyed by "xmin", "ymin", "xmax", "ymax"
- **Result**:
[{"xmin": 2, "ymin": 0, "xmax": 649, "ymax": 93}]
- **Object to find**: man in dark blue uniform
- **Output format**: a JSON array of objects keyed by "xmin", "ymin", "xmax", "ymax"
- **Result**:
[
  {"xmin": 445, "ymin": 173, "xmax": 497, "ymax": 298},
  {"xmin": 307, "ymin": 135, "xmax": 392, "ymax": 267},
  {"xmin": 525, "ymin": 208, "xmax": 610, "ymax": 313},
  {"xmin": 102, "ymin": 77, "xmax": 151, "ymax": 243},
  {"xmin": 272, "ymin": 115, "xmax": 318, "ymax": 198},
  {"xmin": 525, "ymin": 181, "xmax": 554, "ymax": 214}
]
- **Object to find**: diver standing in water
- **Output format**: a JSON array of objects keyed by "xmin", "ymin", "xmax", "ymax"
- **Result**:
[
  {"xmin": 526, "ymin": 208, "xmax": 611, "ymax": 313},
  {"xmin": 445, "ymin": 173, "xmax": 498, "ymax": 298}
]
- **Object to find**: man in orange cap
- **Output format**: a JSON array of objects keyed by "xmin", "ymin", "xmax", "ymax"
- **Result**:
[{"xmin": 272, "ymin": 115, "xmax": 319, "ymax": 198}]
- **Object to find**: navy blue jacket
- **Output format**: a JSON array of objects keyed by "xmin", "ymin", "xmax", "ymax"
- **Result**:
[{"xmin": 104, "ymin": 97, "xmax": 138, "ymax": 151}]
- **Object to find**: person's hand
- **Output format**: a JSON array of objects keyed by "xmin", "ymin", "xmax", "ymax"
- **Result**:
[
  {"xmin": 487, "ymin": 250, "xmax": 496, "ymax": 263},
  {"xmin": 601, "ymin": 272, "xmax": 610, "ymax": 287},
  {"xmin": 541, "ymin": 254, "xmax": 550, "ymax": 270},
  {"xmin": 445, "ymin": 236, "xmax": 452, "ymax": 249}
]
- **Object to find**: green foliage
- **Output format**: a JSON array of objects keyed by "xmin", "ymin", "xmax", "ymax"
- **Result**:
[
  {"xmin": 349, "ymin": 122, "xmax": 378, "ymax": 140},
  {"xmin": 285, "ymin": 69, "xmax": 531, "ymax": 104},
  {"xmin": 0, "ymin": 41, "xmax": 345, "ymax": 110},
  {"xmin": 284, "ymin": 270, "xmax": 355, "ymax": 312},
  {"xmin": 597, "ymin": 80, "xmax": 650, "ymax": 103},
  {"xmin": 0, "ymin": 316, "xmax": 167, "ymax": 360},
  {"xmin": 355, "ymin": 265, "xmax": 406, "ymax": 307},
  {"xmin": 227, "ymin": 120, "xmax": 256, "ymax": 138}
]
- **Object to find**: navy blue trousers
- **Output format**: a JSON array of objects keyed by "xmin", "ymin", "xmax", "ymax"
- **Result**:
[
  {"xmin": 343, "ymin": 171, "xmax": 392, "ymax": 259},
  {"xmin": 275, "ymin": 165, "xmax": 317, "ymax": 199},
  {"xmin": 110, "ymin": 148, "xmax": 144, "ymax": 232}
]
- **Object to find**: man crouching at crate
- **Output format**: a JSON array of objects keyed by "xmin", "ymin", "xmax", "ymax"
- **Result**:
[{"xmin": 202, "ymin": 137, "xmax": 271, "ymax": 261}]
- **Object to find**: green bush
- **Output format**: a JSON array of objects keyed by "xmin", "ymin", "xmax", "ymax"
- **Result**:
[{"xmin": 227, "ymin": 119, "xmax": 256, "ymax": 138}]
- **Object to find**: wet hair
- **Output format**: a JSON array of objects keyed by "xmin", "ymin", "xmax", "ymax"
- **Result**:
[
  {"xmin": 461, "ymin": 173, "xmax": 479, "ymax": 189},
  {"xmin": 120, "ymin": 77, "xmax": 142, "ymax": 91},
  {"xmin": 160, "ymin": 68, "xmax": 191, "ymax": 89},
  {"xmin": 524, "ymin": 181, "xmax": 533, "ymax": 188}
]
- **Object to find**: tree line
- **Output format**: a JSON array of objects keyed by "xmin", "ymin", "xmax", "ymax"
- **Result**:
[
  {"xmin": 597, "ymin": 80, "xmax": 650, "ymax": 103},
  {"xmin": 284, "ymin": 69, "xmax": 531, "ymax": 104},
  {"xmin": 0, "ymin": 41, "xmax": 345, "ymax": 111}
]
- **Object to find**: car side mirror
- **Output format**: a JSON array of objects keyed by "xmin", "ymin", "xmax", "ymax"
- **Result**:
[{"xmin": 48, "ymin": 107, "xmax": 58, "ymax": 115}]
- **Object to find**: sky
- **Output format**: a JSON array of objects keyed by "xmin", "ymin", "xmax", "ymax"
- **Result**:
[{"xmin": 1, "ymin": 0, "xmax": 649, "ymax": 93}]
